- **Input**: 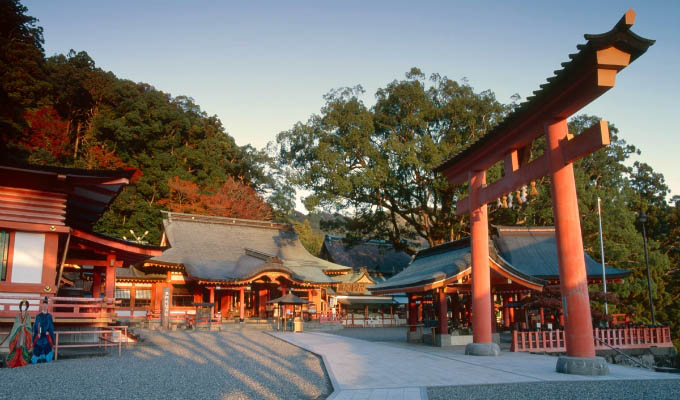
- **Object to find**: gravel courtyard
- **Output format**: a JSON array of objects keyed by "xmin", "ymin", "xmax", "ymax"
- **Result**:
[{"xmin": 0, "ymin": 330, "xmax": 331, "ymax": 400}]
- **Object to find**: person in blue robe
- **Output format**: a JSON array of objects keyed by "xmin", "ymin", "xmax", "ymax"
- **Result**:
[{"xmin": 32, "ymin": 297, "xmax": 55, "ymax": 363}]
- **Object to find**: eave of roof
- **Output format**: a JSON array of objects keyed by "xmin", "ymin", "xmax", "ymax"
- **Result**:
[{"xmin": 0, "ymin": 164, "xmax": 134, "ymax": 229}]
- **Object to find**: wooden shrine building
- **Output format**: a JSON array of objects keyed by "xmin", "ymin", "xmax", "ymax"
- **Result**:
[
  {"xmin": 0, "ymin": 164, "xmax": 163, "ymax": 327},
  {"xmin": 370, "ymin": 226, "xmax": 629, "ymax": 335},
  {"xmin": 431, "ymin": 9, "xmax": 654, "ymax": 374},
  {"xmin": 129, "ymin": 212, "xmax": 354, "ymax": 325}
]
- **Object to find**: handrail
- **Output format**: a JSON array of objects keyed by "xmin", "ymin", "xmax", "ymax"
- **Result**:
[{"xmin": 593, "ymin": 335, "xmax": 651, "ymax": 370}]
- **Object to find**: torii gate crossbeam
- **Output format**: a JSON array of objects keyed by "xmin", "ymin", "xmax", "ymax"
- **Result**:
[{"xmin": 434, "ymin": 9, "xmax": 654, "ymax": 375}]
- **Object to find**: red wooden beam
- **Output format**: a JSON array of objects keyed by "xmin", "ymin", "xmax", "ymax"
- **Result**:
[
  {"xmin": 65, "ymin": 258, "xmax": 124, "ymax": 268},
  {"xmin": 455, "ymin": 121, "xmax": 609, "ymax": 215}
]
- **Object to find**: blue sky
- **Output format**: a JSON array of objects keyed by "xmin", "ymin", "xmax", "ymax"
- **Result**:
[{"xmin": 25, "ymin": 1, "xmax": 680, "ymax": 197}]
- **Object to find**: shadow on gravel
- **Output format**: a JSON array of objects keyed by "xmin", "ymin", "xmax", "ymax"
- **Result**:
[{"xmin": 0, "ymin": 330, "xmax": 331, "ymax": 400}]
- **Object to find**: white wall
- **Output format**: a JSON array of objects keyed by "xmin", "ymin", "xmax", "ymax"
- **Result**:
[{"xmin": 11, "ymin": 232, "xmax": 45, "ymax": 284}]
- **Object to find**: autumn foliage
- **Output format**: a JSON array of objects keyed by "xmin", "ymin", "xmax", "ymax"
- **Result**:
[
  {"xmin": 22, "ymin": 106, "xmax": 69, "ymax": 159},
  {"xmin": 160, "ymin": 176, "xmax": 272, "ymax": 220}
]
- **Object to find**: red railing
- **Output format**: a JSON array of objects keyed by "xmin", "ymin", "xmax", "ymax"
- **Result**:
[
  {"xmin": 0, "ymin": 295, "xmax": 117, "ymax": 321},
  {"xmin": 511, "ymin": 326, "xmax": 673, "ymax": 352},
  {"xmin": 0, "ymin": 326, "xmax": 128, "ymax": 361}
]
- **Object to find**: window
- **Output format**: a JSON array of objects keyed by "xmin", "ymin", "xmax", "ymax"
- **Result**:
[
  {"xmin": 115, "ymin": 288, "xmax": 131, "ymax": 308},
  {"xmin": 172, "ymin": 284, "xmax": 194, "ymax": 307},
  {"xmin": 134, "ymin": 289, "xmax": 151, "ymax": 308},
  {"xmin": 0, "ymin": 231, "xmax": 9, "ymax": 281}
]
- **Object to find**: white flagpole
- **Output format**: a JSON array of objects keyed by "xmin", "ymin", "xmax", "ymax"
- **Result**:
[{"xmin": 597, "ymin": 197, "xmax": 608, "ymax": 319}]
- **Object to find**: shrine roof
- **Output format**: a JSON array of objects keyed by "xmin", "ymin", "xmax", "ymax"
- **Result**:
[
  {"xmin": 69, "ymin": 229, "xmax": 165, "ymax": 267},
  {"xmin": 150, "ymin": 212, "xmax": 351, "ymax": 284},
  {"xmin": 370, "ymin": 226, "xmax": 630, "ymax": 292},
  {"xmin": 434, "ymin": 9, "xmax": 654, "ymax": 183},
  {"xmin": 321, "ymin": 235, "xmax": 413, "ymax": 276},
  {"xmin": 0, "ymin": 163, "xmax": 134, "ymax": 229},
  {"xmin": 493, "ymin": 226, "xmax": 628, "ymax": 280},
  {"xmin": 370, "ymin": 238, "xmax": 472, "ymax": 292}
]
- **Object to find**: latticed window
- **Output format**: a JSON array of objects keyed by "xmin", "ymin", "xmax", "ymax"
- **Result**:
[
  {"xmin": 134, "ymin": 289, "xmax": 152, "ymax": 308},
  {"xmin": 0, "ymin": 231, "xmax": 10, "ymax": 282},
  {"xmin": 115, "ymin": 288, "xmax": 131, "ymax": 307}
]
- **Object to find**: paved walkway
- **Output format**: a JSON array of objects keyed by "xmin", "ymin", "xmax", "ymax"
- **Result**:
[{"xmin": 270, "ymin": 331, "xmax": 679, "ymax": 400}]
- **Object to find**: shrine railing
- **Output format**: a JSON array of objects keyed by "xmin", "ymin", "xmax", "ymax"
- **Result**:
[
  {"xmin": 0, "ymin": 295, "xmax": 117, "ymax": 321},
  {"xmin": 511, "ymin": 327, "xmax": 673, "ymax": 352},
  {"xmin": 335, "ymin": 313, "xmax": 407, "ymax": 328}
]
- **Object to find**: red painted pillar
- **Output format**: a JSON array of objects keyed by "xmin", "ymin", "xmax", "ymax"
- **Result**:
[
  {"xmin": 92, "ymin": 269, "xmax": 102, "ymax": 298},
  {"xmin": 417, "ymin": 299, "xmax": 423, "ymax": 323},
  {"xmin": 105, "ymin": 255, "xmax": 116, "ymax": 300},
  {"xmin": 470, "ymin": 170, "xmax": 493, "ymax": 344},
  {"xmin": 408, "ymin": 294, "xmax": 417, "ymax": 332},
  {"xmin": 437, "ymin": 289, "xmax": 448, "ymax": 335},
  {"xmin": 545, "ymin": 119, "xmax": 596, "ymax": 358},
  {"xmin": 239, "ymin": 287, "xmax": 245, "ymax": 321},
  {"xmin": 540, "ymin": 308, "xmax": 545, "ymax": 326},
  {"xmin": 209, "ymin": 287, "xmax": 215, "ymax": 317},
  {"xmin": 503, "ymin": 295, "xmax": 510, "ymax": 328}
]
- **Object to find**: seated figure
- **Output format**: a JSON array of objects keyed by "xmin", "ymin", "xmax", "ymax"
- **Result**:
[{"xmin": 32, "ymin": 297, "xmax": 55, "ymax": 364}]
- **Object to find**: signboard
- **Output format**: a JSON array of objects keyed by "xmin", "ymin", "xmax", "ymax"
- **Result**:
[{"xmin": 161, "ymin": 287, "xmax": 170, "ymax": 329}]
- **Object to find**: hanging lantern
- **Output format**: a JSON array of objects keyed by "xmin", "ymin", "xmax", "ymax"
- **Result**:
[
  {"xmin": 496, "ymin": 197, "xmax": 503, "ymax": 208},
  {"xmin": 507, "ymin": 192, "xmax": 513, "ymax": 208},
  {"xmin": 520, "ymin": 185, "xmax": 528, "ymax": 203},
  {"xmin": 502, "ymin": 196, "xmax": 508, "ymax": 208},
  {"xmin": 530, "ymin": 180, "xmax": 538, "ymax": 197}
]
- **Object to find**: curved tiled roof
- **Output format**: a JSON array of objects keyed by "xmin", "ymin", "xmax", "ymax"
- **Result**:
[
  {"xmin": 370, "ymin": 226, "xmax": 630, "ymax": 292},
  {"xmin": 151, "ymin": 212, "xmax": 350, "ymax": 284}
]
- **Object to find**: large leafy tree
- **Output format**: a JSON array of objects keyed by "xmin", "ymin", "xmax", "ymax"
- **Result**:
[{"xmin": 277, "ymin": 69, "xmax": 507, "ymax": 250}]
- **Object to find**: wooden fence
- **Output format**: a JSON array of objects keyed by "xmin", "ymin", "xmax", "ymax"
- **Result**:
[{"xmin": 511, "ymin": 326, "xmax": 673, "ymax": 352}]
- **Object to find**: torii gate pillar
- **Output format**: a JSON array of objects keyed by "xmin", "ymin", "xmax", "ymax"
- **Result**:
[
  {"xmin": 546, "ymin": 119, "xmax": 608, "ymax": 374},
  {"xmin": 465, "ymin": 170, "xmax": 500, "ymax": 356}
]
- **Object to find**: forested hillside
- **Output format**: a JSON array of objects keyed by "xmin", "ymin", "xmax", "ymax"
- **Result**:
[{"xmin": 1, "ymin": 0, "xmax": 285, "ymax": 244}]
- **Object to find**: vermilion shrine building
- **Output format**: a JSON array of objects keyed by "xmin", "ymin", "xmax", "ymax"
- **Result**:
[
  {"xmin": 0, "ymin": 164, "xmax": 163, "ymax": 328},
  {"xmin": 123, "ymin": 212, "xmax": 357, "ymax": 325},
  {"xmin": 371, "ymin": 226, "xmax": 629, "ymax": 340}
]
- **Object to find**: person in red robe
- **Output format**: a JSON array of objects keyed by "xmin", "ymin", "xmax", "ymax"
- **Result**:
[{"xmin": 6, "ymin": 299, "xmax": 33, "ymax": 368}]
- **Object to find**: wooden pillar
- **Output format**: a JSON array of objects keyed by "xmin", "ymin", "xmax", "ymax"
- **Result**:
[
  {"xmin": 469, "ymin": 170, "xmax": 493, "ymax": 344},
  {"xmin": 239, "ymin": 287, "xmax": 245, "ymax": 321},
  {"xmin": 408, "ymin": 294, "xmax": 417, "ymax": 332},
  {"xmin": 545, "ymin": 119, "xmax": 596, "ymax": 358},
  {"xmin": 540, "ymin": 307, "xmax": 545, "ymax": 326},
  {"xmin": 437, "ymin": 288, "xmax": 448, "ymax": 335},
  {"xmin": 92, "ymin": 269, "xmax": 102, "ymax": 298},
  {"xmin": 209, "ymin": 287, "xmax": 215, "ymax": 317},
  {"xmin": 105, "ymin": 255, "xmax": 116, "ymax": 300},
  {"xmin": 503, "ymin": 295, "xmax": 511, "ymax": 328}
]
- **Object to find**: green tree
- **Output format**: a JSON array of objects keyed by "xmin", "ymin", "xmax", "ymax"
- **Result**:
[
  {"xmin": 294, "ymin": 220, "xmax": 324, "ymax": 257},
  {"xmin": 277, "ymin": 69, "xmax": 507, "ymax": 251}
]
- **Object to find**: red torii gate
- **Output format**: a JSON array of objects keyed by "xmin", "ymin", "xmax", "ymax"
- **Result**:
[{"xmin": 434, "ymin": 9, "xmax": 653, "ymax": 375}]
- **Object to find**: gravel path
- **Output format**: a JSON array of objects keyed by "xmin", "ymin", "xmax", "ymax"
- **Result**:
[
  {"xmin": 0, "ymin": 329, "xmax": 331, "ymax": 400},
  {"xmin": 427, "ymin": 379, "xmax": 680, "ymax": 400}
]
